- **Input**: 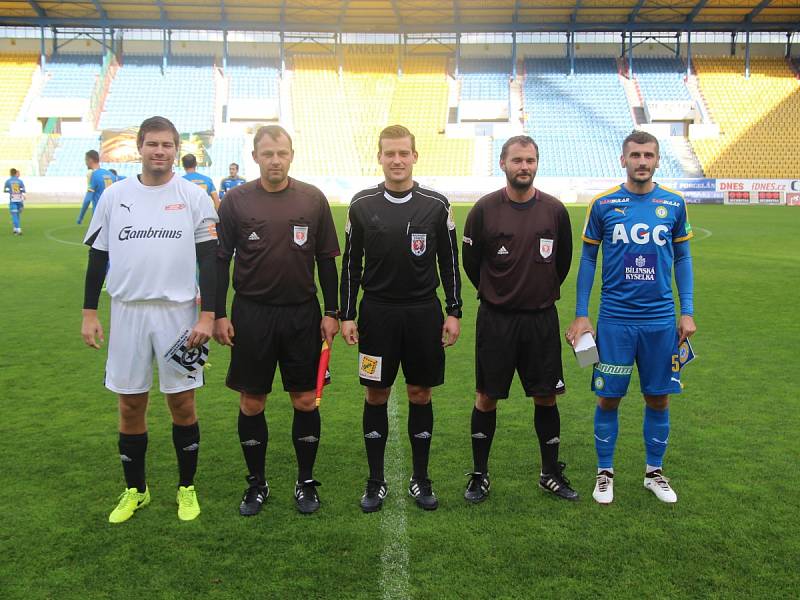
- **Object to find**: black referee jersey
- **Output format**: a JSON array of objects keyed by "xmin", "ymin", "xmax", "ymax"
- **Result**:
[{"xmin": 340, "ymin": 182, "xmax": 462, "ymax": 320}]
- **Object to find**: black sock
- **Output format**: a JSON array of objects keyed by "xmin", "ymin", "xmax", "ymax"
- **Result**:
[
  {"xmin": 118, "ymin": 432, "xmax": 148, "ymax": 493},
  {"xmin": 238, "ymin": 410, "xmax": 268, "ymax": 483},
  {"xmin": 471, "ymin": 406, "xmax": 496, "ymax": 474},
  {"xmin": 292, "ymin": 408, "xmax": 321, "ymax": 482},
  {"xmin": 172, "ymin": 421, "xmax": 200, "ymax": 487},
  {"xmin": 534, "ymin": 404, "xmax": 561, "ymax": 475},
  {"xmin": 363, "ymin": 401, "xmax": 388, "ymax": 481},
  {"xmin": 408, "ymin": 402, "xmax": 433, "ymax": 480}
]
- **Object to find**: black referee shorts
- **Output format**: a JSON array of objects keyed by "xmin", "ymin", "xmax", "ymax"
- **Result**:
[
  {"xmin": 226, "ymin": 294, "xmax": 321, "ymax": 395},
  {"xmin": 357, "ymin": 296, "xmax": 445, "ymax": 389},
  {"xmin": 476, "ymin": 303, "xmax": 565, "ymax": 400}
]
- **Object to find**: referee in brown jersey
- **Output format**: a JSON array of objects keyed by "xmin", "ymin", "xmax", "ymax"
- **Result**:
[
  {"xmin": 214, "ymin": 125, "xmax": 340, "ymax": 515},
  {"xmin": 461, "ymin": 135, "xmax": 577, "ymax": 503}
]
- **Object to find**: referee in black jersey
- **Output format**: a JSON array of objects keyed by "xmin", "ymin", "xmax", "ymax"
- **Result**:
[
  {"xmin": 341, "ymin": 125, "xmax": 462, "ymax": 512},
  {"xmin": 461, "ymin": 135, "xmax": 578, "ymax": 504}
]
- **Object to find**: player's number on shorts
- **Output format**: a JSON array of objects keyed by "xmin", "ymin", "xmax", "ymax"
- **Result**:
[{"xmin": 671, "ymin": 355, "xmax": 680, "ymax": 373}]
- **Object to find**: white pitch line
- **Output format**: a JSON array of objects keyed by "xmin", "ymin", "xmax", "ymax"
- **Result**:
[
  {"xmin": 379, "ymin": 389, "xmax": 411, "ymax": 600},
  {"xmin": 693, "ymin": 227, "xmax": 712, "ymax": 241},
  {"xmin": 44, "ymin": 225, "xmax": 85, "ymax": 247}
]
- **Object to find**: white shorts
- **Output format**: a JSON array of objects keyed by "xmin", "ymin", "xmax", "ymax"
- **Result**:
[{"xmin": 106, "ymin": 299, "xmax": 203, "ymax": 394}]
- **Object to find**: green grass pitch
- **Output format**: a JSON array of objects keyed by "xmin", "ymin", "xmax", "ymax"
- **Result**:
[{"xmin": 0, "ymin": 204, "xmax": 798, "ymax": 599}]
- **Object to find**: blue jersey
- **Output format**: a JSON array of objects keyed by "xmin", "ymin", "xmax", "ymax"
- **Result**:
[
  {"xmin": 582, "ymin": 183, "xmax": 693, "ymax": 323},
  {"xmin": 87, "ymin": 168, "xmax": 115, "ymax": 204},
  {"xmin": 183, "ymin": 172, "xmax": 216, "ymax": 196},
  {"xmin": 219, "ymin": 176, "xmax": 245, "ymax": 199},
  {"xmin": 4, "ymin": 176, "xmax": 25, "ymax": 202}
]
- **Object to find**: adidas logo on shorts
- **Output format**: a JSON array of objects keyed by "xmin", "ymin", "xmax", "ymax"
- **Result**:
[
  {"xmin": 248, "ymin": 231, "xmax": 260, "ymax": 241},
  {"xmin": 497, "ymin": 245, "xmax": 509, "ymax": 255}
]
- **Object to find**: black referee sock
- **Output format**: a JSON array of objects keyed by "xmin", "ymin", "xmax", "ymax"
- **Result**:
[
  {"xmin": 172, "ymin": 421, "xmax": 200, "ymax": 487},
  {"xmin": 363, "ymin": 401, "xmax": 388, "ymax": 481},
  {"xmin": 118, "ymin": 432, "xmax": 148, "ymax": 493},
  {"xmin": 471, "ymin": 406, "xmax": 497, "ymax": 474},
  {"xmin": 293, "ymin": 408, "xmax": 321, "ymax": 482},
  {"xmin": 238, "ymin": 409, "xmax": 268, "ymax": 483},
  {"xmin": 534, "ymin": 404, "xmax": 561, "ymax": 475},
  {"xmin": 408, "ymin": 402, "xmax": 434, "ymax": 481}
]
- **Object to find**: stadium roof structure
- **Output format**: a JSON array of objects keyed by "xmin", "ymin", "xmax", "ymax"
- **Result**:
[{"xmin": 0, "ymin": 1, "xmax": 799, "ymax": 34}]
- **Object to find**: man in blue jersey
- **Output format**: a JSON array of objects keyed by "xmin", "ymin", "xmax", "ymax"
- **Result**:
[
  {"xmin": 566, "ymin": 130, "xmax": 696, "ymax": 505},
  {"xmin": 5, "ymin": 168, "xmax": 25, "ymax": 235},
  {"xmin": 182, "ymin": 154, "xmax": 219, "ymax": 210},
  {"xmin": 77, "ymin": 150, "xmax": 115, "ymax": 225},
  {"xmin": 219, "ymin": 163, "xmax": 246, "ymax": 201},
  {"xmin": 109, "ymin": 169, "xmax": 126, "ymax": 183}
]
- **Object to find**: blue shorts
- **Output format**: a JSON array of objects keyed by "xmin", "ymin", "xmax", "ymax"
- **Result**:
[
  {"xmin": 591, "ymin": 320, "xmax": 682, "ymax": 398},
  {"xmin": 9, "ymin": 201, "xmax": 22, "ymax": 214}
]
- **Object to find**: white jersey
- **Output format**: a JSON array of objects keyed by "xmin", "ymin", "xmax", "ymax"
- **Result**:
[{"xmin": 84, "ymin": 173, "xmax": 218, "ymax": 303}]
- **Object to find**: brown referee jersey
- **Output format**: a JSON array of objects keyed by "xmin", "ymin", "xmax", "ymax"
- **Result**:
[
  {"xmin": 217, "ymin": 177, "xmax": 340, "ymax": 305},
  {"xmin": 462, "ymin": 187, "xmax": 572, "ymax": 310}
]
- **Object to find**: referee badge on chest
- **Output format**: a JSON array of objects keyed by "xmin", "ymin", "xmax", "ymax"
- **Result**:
[
  {"xmin": 539, "ymin": 238, "xmax": 554, "ymax": 259},
  {"xmin": 293, "ymin": 225, "xmax": 309, "ymax": 246},
  {"xmin": 411, "ymin": 233, "xmax": 427, "ymax": 256}
]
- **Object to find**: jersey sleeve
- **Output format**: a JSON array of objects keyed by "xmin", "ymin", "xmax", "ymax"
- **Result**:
[
  {"xmin": 88, "ymin": 170, "xmax": 100, "ymax": 193},
  {"xmin": 191, "ymin": 187, "xmax": 219, "ymax": 243},
  {"xmin": 673, "ymin": 198, "xmax": 693, "ymax": 243},
  {"xmin": 3, "ymin": 179, "xmax": 10, "ymax": 193},
  {"xmin": 581, "ymin": 200, "xmax": 603, "ymax": 245},
  {"xmin": 340, "ymin": 204, "xmax": 364, "ymax": 321},
  {"xmin": 461, "ymin": 201, "xmax": 484, "ymax": 290},
  {"xmin": 315, "ymin": 190, "xmax": 341, "ymax": 259},
  {"xmin": 19, "ymin": 180, "xmax": 25, "ymax": 193},
  {"xmin": 216, "ymin": 194, "xmax": 236, "ymax": 262},
  {"xmin": 83, "ymin": 190, "xmax": 111, "ymax": 250},
  {"xmin": 436, "ymin": 199, "xmax": 463, "ymax": 317},
  {"xmin": 206, "ymin": 177, "xmax": 217, "ymax": 194}
]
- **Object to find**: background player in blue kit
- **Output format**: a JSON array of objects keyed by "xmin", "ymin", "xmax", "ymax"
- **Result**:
[
  {"xmin": 566, "ymin": 130, "xmax": 696, "ymax": 505},
  {"xmin": 219, "ymin": 162, "xmax": 246, "ymax": 201},
  {"xmin": 5, "ymin": 168, "xmax": 25, "ymax": 235},
  {"xmin": 182, "ymin": 153, "xmax": 220, "ymax": 210},
  {"xmin": 77, "ymin": 150, "xmax": 115, "ymax": 225}
]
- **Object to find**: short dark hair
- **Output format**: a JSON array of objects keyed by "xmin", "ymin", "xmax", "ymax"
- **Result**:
[
  {"xmin": 229, "ymin": 162, "xmax": 239, "ymax": 170},
  {"xmin": 85, "ymin": 150, "xmax": 100, "ymax": 162},
  {"xmin": 253, "ymin": 125, "xmax": 292, "ymax": 152},
  {"xmin": 9, "ymin": 168, "xmax": 18, "ymax": 176},
  {"xmin": 136, "ymin": 116, "xmax": 180, "ymax": 150},
  {"xmin": 109, "ymin": 169, "xmax": 117, "ymax": 176},
  {"xmin": 379, "ymin": 124, "xmax": 415, "ymax": 153},
  {"xmin": 623, "ymin": 130, "xmax": 659, "ymax": 154},
  {"xmin": 500, "ymin": 135, "xmax": 539, "ymax": 161},
  {"xmin": 181, "ymin": 153, "xmax": 198, "ymax": 169}
]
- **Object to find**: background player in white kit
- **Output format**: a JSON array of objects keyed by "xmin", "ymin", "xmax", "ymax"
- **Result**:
[{"xmin": 80, "ymin": 116, "xmax": 218, "ymax": 523}]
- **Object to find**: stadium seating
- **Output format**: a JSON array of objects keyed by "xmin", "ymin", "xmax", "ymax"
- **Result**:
[
  {"xmin": 290, "ymin": 52, "xmax": 473, "ymax": 177},
  {"xmin": 226, "ymin": 57, "xmax": 280, "ymax": 100},
  {"xmin": 517, "ymin": 57, "xmax": 685, "ymax": 178},
  {"xmin": 691, "ymin": 57, "xmax": 800, "ymax": 178},
  {"xmin": 632, "ymin": 57, "xmax": 692, "ymax": 102},
  {"xmin": 0, "ymin": 54, "xmax": 38, "ymax": 171},
  {"xmin": 459, "ymin": 58, "xmax": 510, "ymax": 102},
  {"xmin": 41, "ymin": 54, "xmax": 102, "ymax": 99},
  {"xmin": 98, "ymin": 55, "xmax": 215, "ymax": 133},
  {"xmin": 290, "ymin": 54, "xmax": 360, "ymax": 176},
  {"xmin": 390, "ymin": 56, "xmax": 473, "ymax": 176},
  {"xmin": 46, "ymin": 135, "xmax": 100, "ymax": 176}
]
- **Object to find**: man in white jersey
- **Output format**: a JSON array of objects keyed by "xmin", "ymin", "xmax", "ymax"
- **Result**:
[{"xmin": 80, "ymin": 116, "xmax": 218, "ymax": 523}]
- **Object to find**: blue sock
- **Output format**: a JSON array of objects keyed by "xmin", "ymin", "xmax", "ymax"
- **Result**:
[
  {"xmin": 11, "ymin": 208, "xmax": 20, "ymax": 229},
  {"xmin": 594, "ymin": 405, "xmax": 619, "ymax": 470},
  {"xmin": 643, "ymin": 406, "xmax": 670, "ymax": 468}
]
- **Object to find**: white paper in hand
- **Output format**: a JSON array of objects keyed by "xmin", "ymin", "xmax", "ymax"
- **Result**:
[
  {"xmin": 574, "ymin": 332, "xmax": 599, "ymax": 368},
  {"xmin": 163, "ymin": 329, "xmax": 209, "ymax": 375}
]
